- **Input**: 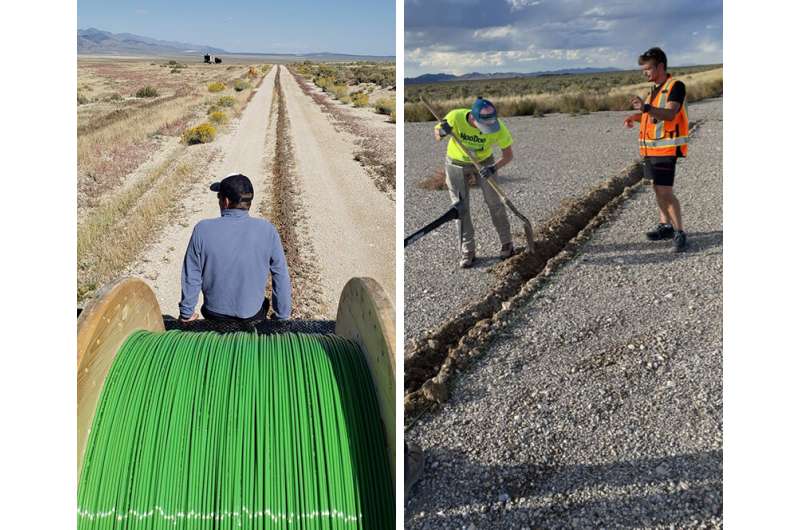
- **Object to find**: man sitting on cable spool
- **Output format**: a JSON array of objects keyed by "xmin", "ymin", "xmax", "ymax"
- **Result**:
[{"xmin": 178, "ymin": 173, "xmax": 292, "ymax": 324}]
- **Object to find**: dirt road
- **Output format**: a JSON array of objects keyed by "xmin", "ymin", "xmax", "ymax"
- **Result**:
[
  {"xmin": 129, "ymin": 66, "xmax": 277, "ymax": 317},
  {"xmin": 282, "ymin": 66, "xmax": 396, "ymax": 312},
  {"xmin": 128, "ymin": 64, "xmax": 394, "ymax": 320}
]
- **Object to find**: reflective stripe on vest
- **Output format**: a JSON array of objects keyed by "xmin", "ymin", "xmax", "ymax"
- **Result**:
[
  {"xmin": 652, "ymin": 79, "xmax": 672, "ymax": 140},
  {"xmin": 639, "ymin": 137, "xmax": 689, "ymax": 147},
  {"xmin": 639, "ymin": 75, "xmax": 689, "ymax": 157}
]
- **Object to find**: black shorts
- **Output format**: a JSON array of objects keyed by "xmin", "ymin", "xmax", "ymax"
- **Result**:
[{"xmin": 643, "ymin": 156, "xmax": 677, "ymax": 187}]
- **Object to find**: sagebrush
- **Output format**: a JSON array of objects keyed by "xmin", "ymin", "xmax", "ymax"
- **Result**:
[
  {"xmin": 373, "ymin": 97, "xmax": 395, "ymax": 116},
  {"xmin": 352, "ymin": 92, "xmax": 369, "ymax": 107},
  {"xmin": 135, "ymin": 86, "xmax": 159, "ymax": 98},
  {"xmin": 181, "ymin": 123, "xmax": 216, "ymax": 144},
  {"xmin": 209, "ymin": 111, "xmax": 228, "ymax": 125},
  {"xmin": 208, "ymin": 82, "xmax": 225, "ymax": 93}
]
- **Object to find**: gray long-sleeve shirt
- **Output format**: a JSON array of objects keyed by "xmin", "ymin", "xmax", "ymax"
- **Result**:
[{"xmin": 179, "ymin": 209, "xmax": 292, "ymax": 319}]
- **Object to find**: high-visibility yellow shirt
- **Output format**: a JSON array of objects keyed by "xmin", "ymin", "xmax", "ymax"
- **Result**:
[{"xmin": 434, "ymin": 109, "xmax": 513, "ymax": 163}]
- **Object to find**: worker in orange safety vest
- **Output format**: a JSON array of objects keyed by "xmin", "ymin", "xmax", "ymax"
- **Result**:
[{"xmin": 624, "ymin": 47, "xmax": 690, "ymax": 252}]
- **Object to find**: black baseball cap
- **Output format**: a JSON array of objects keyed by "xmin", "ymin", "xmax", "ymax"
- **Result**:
[{"xmin": 209, "ymin": 173, "xmax": 254, "ymax": 203}]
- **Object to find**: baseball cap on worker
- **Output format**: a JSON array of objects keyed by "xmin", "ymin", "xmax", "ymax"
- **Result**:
[
  {"xmin": 209, "ymin": 173, "xmax": 254, "ymax": 203},
  {"xmin": 471, "ymin": 97, "xmax": 500, "ymax": 134}
]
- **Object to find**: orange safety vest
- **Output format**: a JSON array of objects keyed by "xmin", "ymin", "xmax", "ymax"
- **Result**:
[{"xmin": 639, "ymin": 75, "xmax": 689, "ymax": 157}]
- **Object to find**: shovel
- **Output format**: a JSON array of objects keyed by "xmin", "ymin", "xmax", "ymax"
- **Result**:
[{"xmin": 419, "ymin": 95, "xmax": 536, "ymax": 251}]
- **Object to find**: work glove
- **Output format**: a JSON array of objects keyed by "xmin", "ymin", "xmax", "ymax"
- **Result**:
[
  {"xmin": 479, "ymin": 164, "xmax": 497, "ymax": 179},
  {"xmin": 438, "ymin": 120, "xmax": 453, "ymax": 138}
]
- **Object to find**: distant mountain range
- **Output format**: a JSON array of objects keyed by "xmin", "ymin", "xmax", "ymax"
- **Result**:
[
  {"xmin": 405, "ymin": 67, "xmax": 623, "ymax": 84},
  {"xmin": 77, "ymin": 28, "xmax": 394, "ymax": 61},
  {"xmin": 78, "ymin": 28, "xmax": 227, "ymax": 56}
]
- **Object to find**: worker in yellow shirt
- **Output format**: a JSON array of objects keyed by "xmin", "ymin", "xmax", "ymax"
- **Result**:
[{"xmin": 434, "ymin": 97, "xmax": 515, "ymax": 268}]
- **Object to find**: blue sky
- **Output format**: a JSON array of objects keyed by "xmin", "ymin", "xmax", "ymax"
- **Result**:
[
  {"xmin": 405, "ymin": 0, "xmax": 722, "ymax": 76},
  {"xmin": 78, "ymin": 0, "xmax": 395, "ymax": 55}
]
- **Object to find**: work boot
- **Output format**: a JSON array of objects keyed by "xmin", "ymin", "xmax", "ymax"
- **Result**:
[
  {"xmin": 459, "ymin": 252, "xmax": 475, "ymax": 269},
  {"xmin": 646, "ymin": 223, "xmax": 675, "ymax": 241},
  {"xmin": 500, "ymin": 242, "xmax": 514, "ymax": 259},
  {"xmin": 672, "ymin": 230, "xmax": 688, "ymax": 253},
  {"xmin": 404, "ymin": 442, "xmax": 425, "ymax": 501}
]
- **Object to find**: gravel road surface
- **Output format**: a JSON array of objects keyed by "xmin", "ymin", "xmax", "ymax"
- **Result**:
[
  {"xmin": 405, "ymin": 98, "xmax": 722, "ymax": 529},
  {"xmin": 404, "ymin": 101, "xmax": 718, "ymax": 350}
]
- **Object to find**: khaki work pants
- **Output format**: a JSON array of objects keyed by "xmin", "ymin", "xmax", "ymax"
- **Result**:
[{"xmin": 444, "ymin": 156, "xmax": 511, "ymax": 255}]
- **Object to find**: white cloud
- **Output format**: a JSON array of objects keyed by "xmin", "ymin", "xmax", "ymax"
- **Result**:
[
  {"xmin": 406, "ymin": 45, "xmax": 631, "ymax": 76},
  {"xmin": 592, "ymin": 19, "xmax": 614, "ymax": 31},
  {"xmin": 473, "ymin": 25, "xmax": 516, "ymax": 40},
  {"xmin": 697, "ymin": 39, "xmax": 720, "ymax": 54},
  {"xmin": 669, "ymin": 40, "xmax": 723, "ymax": 66},
  {"xmin": 584, "ymin": 6, "xmax": 607, "ymax": 16},
  {"xmin": 135, "ymin": 9, "xmax": 148, "ymax": 15},
  {"xmin": 507, "ymin": 0, "xmax": 541, "ymax": 11}
]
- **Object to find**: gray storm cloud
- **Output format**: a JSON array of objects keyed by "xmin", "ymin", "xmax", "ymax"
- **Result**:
[{"xmin": 405, "ymin": 0, "xmax": 722, "ymax": 76}]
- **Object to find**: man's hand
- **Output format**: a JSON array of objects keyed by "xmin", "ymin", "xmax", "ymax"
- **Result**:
[
  {"xmin": 180, "ymin": 312, "xmax": 199, "ymax": 324},
  {"xmin": 479, "ymin": 164, "xmax": 497, "ymax": 180},
  {"xmin": 623, "ymin": 115, "xmax": 636, "ymax": 128},
  {"xmin": 631, "ymin": 96, "xmax": 644, "ymax": 111},
  {"xmin": 438, "ymin": 120, "xmax": 453, "ymax": 137}
]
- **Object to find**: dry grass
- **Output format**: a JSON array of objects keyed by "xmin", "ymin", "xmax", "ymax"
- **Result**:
[
  {"xmin": 78, "ymin": 93, "xmax": 202, "ymax": 203},
  {"xmin": 77, "ymin": 152, "xmax": 197, "ymax": 300},
  {"xmin": 418, "ymin": 168, "xmax": 480, "ymax": 190},
  {"xmin": 77, "ymin": 59, "xmax": 270, "ymax": 298},
  {"xmin": 292, "ymin": 61, "xmax": 395, "ymax": 88},
  {"xmin": 292, "ymin": 61, "xmax": 396, "ymax": 112},
  {"xmin": 405, "ymin": 67, "xmax": 723, "ymax": 121},
  {"xmin": 78, "ymin": 59, "xmax": 265, "ymax": 207},
  {"xmin": 373, "ymin": 96, "xmax": 395, "ymax": 116}
]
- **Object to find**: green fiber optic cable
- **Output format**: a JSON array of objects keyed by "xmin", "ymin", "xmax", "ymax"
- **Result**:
[{"xmin": 78, "ymin": 330, "xmax": 393, "ymax": 529}]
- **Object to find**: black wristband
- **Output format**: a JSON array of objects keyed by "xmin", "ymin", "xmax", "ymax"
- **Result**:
[{"xmin": 642, "ymin": 103, "xmax": 652, "ymax": 113}]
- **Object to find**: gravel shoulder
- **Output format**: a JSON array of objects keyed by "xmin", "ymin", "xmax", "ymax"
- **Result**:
[
  {"xmin": 127, "ymin": 66, "xmax": 278, "ymax": 316},
  {"xmin": 405, "ymin": 99, "xmax": 722, "ymax": 529},
  {"xmin": 405, "ymin": 109, "xmax": 642, "ymax": 350}
]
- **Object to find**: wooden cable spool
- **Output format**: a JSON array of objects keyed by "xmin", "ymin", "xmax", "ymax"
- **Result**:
[{"xmin": 76, "ymin": 276, "xmax": 396, "ymax": 487}]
